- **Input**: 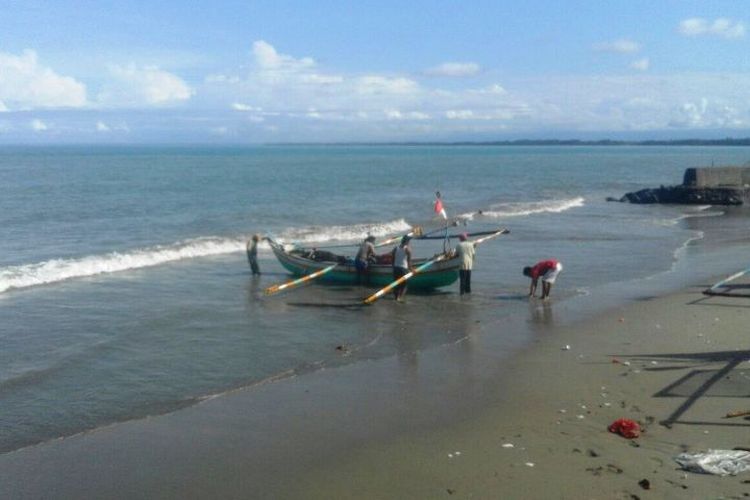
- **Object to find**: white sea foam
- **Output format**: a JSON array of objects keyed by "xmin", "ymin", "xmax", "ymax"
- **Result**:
[
  {"xmin": 0, "ymin": 237, "xmax": 246, "ymax": 294},
  {"xmin": 653, "ymin": 205, "xmax": 725, "ymax": 227},
  {"xmin": 458, "ymin": 197, "xmax": 585, "ymax": 220},
  {"xmin": 276, "ymin": 218, "xmax": 411, "ymax": 244},
  {"xmin": 0, "ymin": 219, "xmax": 414, "ymax": 293}
]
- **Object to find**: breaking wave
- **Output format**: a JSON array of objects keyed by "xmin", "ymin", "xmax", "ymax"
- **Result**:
[
  {"xmin": 459, "ymin": 197, "xmax": 585, "ymax": 220},
  {"xmin": 0, "ymin": 237, "xmax": 246, "ymax": 294},
  {"xmin": 0, "ymin": 219, "xmax": 413, "ymax": 293},
  {"xmin": 275, "ymin": 219, "xmax": 411, "ymax": 244}
]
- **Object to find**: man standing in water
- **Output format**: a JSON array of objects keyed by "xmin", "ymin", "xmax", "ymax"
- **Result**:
[
  {"xmin": 355, "ymin": 235, "xmax": 377, "ymax": 284},
  {"xmin": 455, "ymin": 233, "xmax": 476, "ymax": 295},
  {"xmin": 247, "ymin": 234, "xmax": 262, "ymax": 275},
  {"xmin": 391, "ymin": 235, "xmax": 413, "ymax": 301},
  {"xmin": 523, "ymin": 259, "xmax": 563, "ymax": 300}
]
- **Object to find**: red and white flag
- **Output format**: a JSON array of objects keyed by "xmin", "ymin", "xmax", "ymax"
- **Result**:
[{"xmin": 434, "ymin": 192, "xmax": 447, "ymax": 219}]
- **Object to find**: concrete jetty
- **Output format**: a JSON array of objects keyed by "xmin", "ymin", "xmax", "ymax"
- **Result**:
[{"xmin": 616, "ymin": 166, "xmax": 750, "ymax": 205}]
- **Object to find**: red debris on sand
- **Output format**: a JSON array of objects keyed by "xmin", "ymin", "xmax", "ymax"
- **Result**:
[{"xmin": 608, "ymin": 418, "xmax": 641, "ymax": 439}]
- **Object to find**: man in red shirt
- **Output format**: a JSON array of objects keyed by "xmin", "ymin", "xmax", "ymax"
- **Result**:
[{"xmin": 523, "ymin": 259, "xmax": 563, "ymax": 299}]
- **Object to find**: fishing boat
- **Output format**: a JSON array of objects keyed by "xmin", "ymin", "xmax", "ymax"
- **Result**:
[{"xmin": 267, "ymin": 238, "xmax": 460, "ymax": 289}]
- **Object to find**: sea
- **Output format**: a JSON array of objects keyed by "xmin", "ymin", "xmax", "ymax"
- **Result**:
[{"xmin": 2, "ymin": 144, "xmax": 750, "ymax": 454}]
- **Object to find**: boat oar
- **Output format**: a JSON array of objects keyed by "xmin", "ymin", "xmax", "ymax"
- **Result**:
[
  {"xmin": 363, "ymin": 255, "xmax": 448, "ymax": 305},
  {"xmin": 264, "ymin": 264, "xmax": 337, "ymax": 296}
]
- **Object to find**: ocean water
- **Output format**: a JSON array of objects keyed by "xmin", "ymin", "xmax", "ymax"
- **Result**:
[{"xmin": 2, "ymin": 145, "xmax": 750, "ymax": 453}]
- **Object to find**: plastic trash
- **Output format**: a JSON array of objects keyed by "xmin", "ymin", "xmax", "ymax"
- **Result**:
[
  {"xmin": 608, "ymin": 418, "xmax": 640, "ymax": 439},
  {"xmin": 675, "ymin": 449, "xmax": 750, "ymax": 476}
]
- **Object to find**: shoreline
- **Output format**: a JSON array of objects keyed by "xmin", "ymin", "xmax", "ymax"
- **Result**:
[{"xmin": 3, "ymin": 275, "xmax": 750, "ymax": 498}]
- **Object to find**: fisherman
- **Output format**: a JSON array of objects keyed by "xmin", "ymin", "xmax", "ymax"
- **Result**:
[
  {"xmin": 355, "ymin": 235, "xmax": 377, "ymax": 284},
  {"xmin": 391, "ymin": 235, "xmax": 413, "ymax": 301},
  {"xmin": 247, "ymin": 234, "xmax": 262, "ymax": 275},
  {"xmin": 454, "ymin": 233, "xmax": 476, "ymax": 295},
  {"xmin": 523, "ymin": 259, "xmax": 563, "ymax": 300}
]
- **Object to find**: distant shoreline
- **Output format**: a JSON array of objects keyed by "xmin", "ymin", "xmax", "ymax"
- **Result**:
[
  {"xmin": 284, "ymin": 138, "xmax": 750, "ymax": 147},
  {"xmin": 4, "ymin": 138, "xmax": 750, "ymax": 148}
]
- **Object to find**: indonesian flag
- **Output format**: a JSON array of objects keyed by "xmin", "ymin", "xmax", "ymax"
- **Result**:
[{"xmin": 434, "ymin": 194, "xmax": 447, "ymax": 219}]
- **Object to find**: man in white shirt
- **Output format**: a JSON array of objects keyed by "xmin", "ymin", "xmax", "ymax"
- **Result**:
[{"xmin": 455, "ymin": 233, "xmax": 476, "ymax": 295}]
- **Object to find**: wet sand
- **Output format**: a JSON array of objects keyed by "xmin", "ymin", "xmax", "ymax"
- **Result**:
[
  {"xmin": 2, "ymin": 281, "xmax": 750, "ymax": 499},
  {"xmin": 282, "ymin": 284, "xmax": 750, "ymax": 499}
]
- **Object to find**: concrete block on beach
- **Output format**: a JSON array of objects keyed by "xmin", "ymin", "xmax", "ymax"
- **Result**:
[{"xmin": 614, "ymin": 166, "xmax": 750, "ymax": 205}]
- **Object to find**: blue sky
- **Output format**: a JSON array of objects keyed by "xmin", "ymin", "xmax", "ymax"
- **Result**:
[{"xmin": 1, "ymin": 0, "xmax": 748, "ymax": 142}]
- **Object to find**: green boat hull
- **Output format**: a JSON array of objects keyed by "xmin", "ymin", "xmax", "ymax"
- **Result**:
[{"xmin": 270, "ymin": 241, "xmax": 459, "ymax": 290}]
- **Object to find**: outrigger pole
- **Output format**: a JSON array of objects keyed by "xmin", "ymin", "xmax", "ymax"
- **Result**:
[
  {"xmin": 703, "ymin": 266, "xmax": 750, "ymax": 297},
  {"xmin": 263, "ymin": 227, "xmax": 429, "ymax": 297},
  {"xmin": 363, "ymin": 228, "xmax": 510, "ymax": 305},
  {"xmin": 375, "ymin": 226, "xmax": 424, "ymax": 248},
  {"xmin": 472, "ymin": 228, "xmax": 510, "ymax": 244},
  {"xmin": 362, "ymin": 255, "xmax": 448, "ymax": 305},
  {"xmin": 264, "ymin": 264, "xmax": 337, "ymax": 296}
]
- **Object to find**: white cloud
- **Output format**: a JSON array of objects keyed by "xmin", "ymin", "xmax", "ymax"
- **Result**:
[
  {"xmin": 424, "ymin": 62, "xmax": 480, "ymax": 77},
  {"xmin": 0, "ymin": 100, "xmax": 7, "ymax": 112},
  {"xmin": 252, "ymin": 40, "xmax": 315, "ymax": 71},
  {"xmin": 593, "ymin": 39, "xmax": 641, "ymax": 54},
  {"xmin": 384, "ymin": 110, "xmax": 431, "ymax": 120},
  {"xmin": 98, "ymin": 64, "xmax": 193, "ymax": 106},
  {"xmin": 306, "ymin": 108, "xmax": 322, "ymax": 119},
  {"xmin": 630, "ymin": 58, "xmax": 650, "ymax": 71},
  {"xmin": 472, "ymin": 84, "xmax": 507, "ymax": 95},
  {"xmin": 669, "ymin": 97, "xmax": 744, "ymax": 128},
  {"xmin": 209, "ymin": 126, "xmax": 229, "ymax": 135},
  {"xmin": 30, "ymin": 119, "xmax": 48, "ymax": 131},
  {"xmin": 679, "ymin": 18, "xmax": 745, "ymax": 38},
  {"xmin": 96, "ymin": 121, "xmax": 110, "ymax": 132},
  {"xmin": 301, "ymin": 74, "xmax": 344, "ymax": 84},
  {"xmin": 0, "ymin": 49, "xmax": 87, "ymax": 110},
  {"xmin": 446, "ymin": 110, "xmax": 475, "ymax": 120},
  {"xmin": 232, "ymin": 102, "xmax": 261, "ymax": 111},
  {"xmin": 355, "ymin": 76, "xmax": 419, "ymax": 95},
  {"xmin": 205, "ymin": 74, "xmax": 241, "ymax": 84}
]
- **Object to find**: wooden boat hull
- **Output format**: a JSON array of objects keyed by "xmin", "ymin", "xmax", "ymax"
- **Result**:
[{"xmin": 269, "ymin": 240, "xmax": 459, "ymax": 289}]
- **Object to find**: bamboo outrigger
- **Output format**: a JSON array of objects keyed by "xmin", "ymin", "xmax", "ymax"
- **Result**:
[
  {"xmin": 264, "ymin": 228, "xmax": 509, "ymax": 298},
  {"xmin": 266, "ymin": 238, "xmax": 461, "ymax": 290}
]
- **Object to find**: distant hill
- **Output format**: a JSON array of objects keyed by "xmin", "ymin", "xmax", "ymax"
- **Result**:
[{"xmin": 312, "ymin": 138, "xmax": 750, "ymax": 147}]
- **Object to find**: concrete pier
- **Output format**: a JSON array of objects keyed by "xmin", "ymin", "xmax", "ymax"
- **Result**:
[
  {"xmin": 683, "ymin": 167, "xmax": 750, "ymax": 188},
  {"xmin": 617, "ymin": 166, "xmax": 750, "ymax": 205}
]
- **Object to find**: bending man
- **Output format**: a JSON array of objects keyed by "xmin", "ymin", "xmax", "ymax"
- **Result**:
[{"xmin": 523, "ymin": 259, "xmax": 563, "ymax": 300}]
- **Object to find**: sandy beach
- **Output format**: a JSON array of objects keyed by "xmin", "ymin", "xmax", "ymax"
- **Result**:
[
  {"xmin": 281, "ymin": 283, "xmax": 750, "ymax": 499},
  {"xmin": 2, "ymin": 276, "xmax": 750, "ymax": 499}
]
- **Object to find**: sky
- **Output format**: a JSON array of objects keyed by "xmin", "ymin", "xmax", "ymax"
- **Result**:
[{"xmin": 1, "ymin": 0, "xmax": 749, "ymax": 143}]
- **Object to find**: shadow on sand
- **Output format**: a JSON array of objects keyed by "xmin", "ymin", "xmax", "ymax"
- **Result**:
[{"xmin": 617, "ymin": 348, "xmax": 750, "ymax": 428}]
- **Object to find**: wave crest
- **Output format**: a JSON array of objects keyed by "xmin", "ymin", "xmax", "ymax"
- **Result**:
[
  {"xmin": 276, "ymin": 219, "xmax": 411, "ymax": 244},
  {"xmin": 0, "ymin": 219, "xmax": 414, "ymax": 293},
  {"xmin": 0, "ymin": 237, "xmax": 245, "ymax": 294},
  {"xmin": 459, "ymin": 197, "xmax": 585, "ymax": 220}
]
